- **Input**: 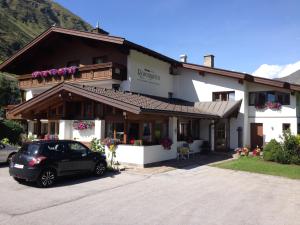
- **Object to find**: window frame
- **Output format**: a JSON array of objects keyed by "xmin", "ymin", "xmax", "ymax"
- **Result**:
[
  {"xmin": 212, "ymin": 91, "xmax": 235, "ymax": 102},
  {"xmin": 248, "ymin": 91, "xmax": 290, "ymax": 106}
]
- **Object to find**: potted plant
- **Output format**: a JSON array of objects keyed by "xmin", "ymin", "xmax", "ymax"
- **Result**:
[{"xmin": 160, "ymin": 137, "xmax": 173, "ymax": 150}]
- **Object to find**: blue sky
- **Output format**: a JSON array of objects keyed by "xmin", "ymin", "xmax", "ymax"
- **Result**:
[{"xmin": 56, "ymin": 0, "xmax": 300, "ymax": 77}]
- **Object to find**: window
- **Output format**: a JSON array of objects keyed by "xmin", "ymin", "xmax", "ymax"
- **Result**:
[
  {"xmin": 68, "ymin": 142, "xmax": 88, "ymax": 156},
  {"xmin": 191, "ymin": 120, "xmax": 200, "ymax": 139},
  {"xmin": 94, "ymin": 103, "xmax": 103, "ymax": 119},
  {"xmin": 249, "ymin": 91, "xmax": 290, "ymax": 106},
  {"xmin": 33, "ymin": 122, "xmax": 38, "ymax": 135},
  {"xmin": 142, "ymin": 122, "xmax": 152, "ymax": 143},
  {"xmin": 105, "ymin": 121, "xmax": 124, "ymax": 141},
  {"xmin": 128, "ymin": 122, "xmax": 139, "ymax": 141},
  {"xmin": 178, "ymin": 120, "xmax": 190, "ymax": 141},
  {"xmin": 44, "ymin": 143, "xmax": 65, "ymax": 152},
  {"xmin": 282, "ymin": 123, "xmax": 290, "ymax": 131},
  {"xmin": 298, "ymin": 123, "xmax": 300, "ymax": 134},
  {"xmin": 212, "ymin": 91, "xmax": 235, "ymax": 101},
  {"xmin": 83, "ymin": 102, "xmax": 93, "ymax": 118},
  {"xmin": 67, "ymin": 60, "xmax": 80, "ymax": 67},
  {"xmin": 92, "ymin": 56, "xmax": 107, "ymax": 64}
]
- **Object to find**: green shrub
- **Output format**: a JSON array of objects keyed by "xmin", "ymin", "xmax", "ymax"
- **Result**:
[
  {"xmin": 1, "ymin": 138, "xmax": 10, "ymax": 145},
  {"xmin": 90, "ymin": 138, "xmax": 105, "ymax": 154},
  {"xmin": 280, "ymin": 129, "xmax": 300, "ymax": 164},
  {"xmin": 263, "ymin": 139, "xmax": 282, "ymax": 162},
  {"xmin": 264, "ymin": 131, "xmax": 300, "ymax": 165},
  {"xmin": 0, "ymin": 120, "xmax": 23, "ymax": 144}
]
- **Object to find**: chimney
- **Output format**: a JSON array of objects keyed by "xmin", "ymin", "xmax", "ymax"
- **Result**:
[
  {"xmin": 91, "ymin": 21, "xmax": 109, "ymax": 35},
  {"xmin": 179, "ymin": 54, "xmax": 187, "ymax": 63},
  {"xmin": 204, "ymin": 54, "xmax": 214, "ymax": 67}
]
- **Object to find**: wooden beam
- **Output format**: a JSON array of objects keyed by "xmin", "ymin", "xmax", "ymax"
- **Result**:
[{"xmin": 123, "ymin": 120, "xmax": 127, "ymax": 144}]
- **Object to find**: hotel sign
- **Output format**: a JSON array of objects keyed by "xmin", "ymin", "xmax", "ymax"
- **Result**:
[{"xmin": 137, "ymin": 68, "xmax": 160, "ymax": 85}]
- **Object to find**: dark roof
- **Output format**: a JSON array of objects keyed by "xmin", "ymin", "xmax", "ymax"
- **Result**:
[
  {"xmin": 277, "ymin": 70, "xmax": 300, "ymax": 85},
  {"xmin": 8, "ymin": 82, "xmax": 241, "ymax": 119},
  {"xmin": 194, "ymin": 100, "xmax": 242, "ymax": 118},
  {"xmin": 181, "ymin": 63, "xmax": 300, "ymax": 91},
  {"xmin": 2, "ymin": 26, "xmax": 298, "ymax": 91},
  {"xmin": 0, "ymin": 26, "xmax": 177, "ymax": 72}
]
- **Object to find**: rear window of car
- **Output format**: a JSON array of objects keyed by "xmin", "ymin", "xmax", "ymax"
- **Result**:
[{"xmin": 19, "ymin": 143, "xmax": 41, "ymax": 156}]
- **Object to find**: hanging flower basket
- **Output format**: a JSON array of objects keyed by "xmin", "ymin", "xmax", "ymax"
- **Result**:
[
  {"xmin": 73, "ymin": 120, "xmax": 94, "ymax": 130},
  {"xmin": 31, "ymin": 66, "xmax": 78, "ymax": 79}
]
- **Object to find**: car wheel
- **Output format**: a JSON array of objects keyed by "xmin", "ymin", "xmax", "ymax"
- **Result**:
[
  {"xmin": 94, "ymin": 161, "xmax": 106, "ymax": 176},
  {"xmin": 7, "ymin": 153, "xmax": 15, "ymax": 164},
  {"xmin": 37, "ymin": 169, "xmax": 56, "ymax": 188}
]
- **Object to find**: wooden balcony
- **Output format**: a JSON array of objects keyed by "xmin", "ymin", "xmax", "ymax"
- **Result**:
[{"xmin": 18, "ymin": 62, "xmax": 126, "ymax": 89}]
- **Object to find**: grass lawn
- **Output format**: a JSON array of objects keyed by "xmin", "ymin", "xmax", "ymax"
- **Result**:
[{"xmin": 212, "ymin": 156, "xmax": 300, "ymax": 179}]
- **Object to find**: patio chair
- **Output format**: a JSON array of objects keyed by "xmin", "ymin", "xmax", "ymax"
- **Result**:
[
  {"xmin": 183, "ymin": 143, "xmax": 195, "ymax": 158},
  {"xmin": 177, "ymin": 144, "xmax": 191, "ymax": 160}
]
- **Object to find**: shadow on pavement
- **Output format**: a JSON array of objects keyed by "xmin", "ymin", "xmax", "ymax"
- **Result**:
[
  {"xmin": 0, "ymin": 162, "xmax": 8, "ymax": 168},
  {"xmin": 145, "ymin": 152, "xmax": 233, "ymax": 170},
  {"xmin": 17, "ymin": 170, "xmax": 121, "ymax": 188}
]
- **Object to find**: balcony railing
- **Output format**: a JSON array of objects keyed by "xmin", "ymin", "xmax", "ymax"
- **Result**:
[{"xmin": 18, "ymin": 62, "xmax": 126, "ymax": 89}]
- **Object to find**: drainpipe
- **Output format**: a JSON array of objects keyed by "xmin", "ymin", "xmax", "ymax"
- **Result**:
[{"xmin": 209, "ymin": 120, "xmax": 215, "ymax": 151}]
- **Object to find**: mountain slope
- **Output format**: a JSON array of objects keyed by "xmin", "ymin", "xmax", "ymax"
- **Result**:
[{"xmin": 0, "ymin": 0, "xmax": 92, "ymax": 62}]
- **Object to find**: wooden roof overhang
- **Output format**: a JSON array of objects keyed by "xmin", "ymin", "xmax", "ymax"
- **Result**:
[{"xmin": 7, "ymin": 83, "xmax": 227, "ymax": 120}]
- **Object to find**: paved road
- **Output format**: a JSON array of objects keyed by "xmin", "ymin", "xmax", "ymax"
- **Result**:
[{"xmin": 0, "ymin": 163, "xmax": 299, "ymax": 225}]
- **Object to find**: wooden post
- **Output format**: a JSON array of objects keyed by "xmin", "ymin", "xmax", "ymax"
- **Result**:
[
  {"xmin": 37, "ymin": 119, "xmax": 41, "ymax": 137},
  {"xmin": 123, "ymin": 120, "xmax": 127, "ymax": 144},
  {"xmin": 139, "ymin": 121, "xmax": 143, "ymax": 141},
  {"xmin": 113, "ymin": 125, "xmax": 117, "ymax": 140}
]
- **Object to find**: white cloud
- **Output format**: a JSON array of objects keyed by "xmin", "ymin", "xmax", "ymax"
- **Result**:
[{"xmin": 252, "ymin": 60, "xmax": 300, "ymax": 79}]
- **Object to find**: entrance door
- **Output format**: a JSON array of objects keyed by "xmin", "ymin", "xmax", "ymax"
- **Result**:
[
  {"xmin": 250, "ymin": 123, "xmax": 263, "ymax": 149},
  {"xmin": 215, "ymin": 122, "xmax": 227, "ymax": 151}
]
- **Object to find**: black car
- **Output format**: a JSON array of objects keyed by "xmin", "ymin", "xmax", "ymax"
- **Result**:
[{"xmin": 9, "ymin": 140, "xmax": 107, "ymax": 188}]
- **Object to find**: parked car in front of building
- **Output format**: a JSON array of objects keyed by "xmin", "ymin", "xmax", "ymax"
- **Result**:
[
  {"xmin": 0, "ymin": 142, "xmax": 18, "ymax": 164},
  {"xmin": 9, "ymin": 140, "xmax": 107, "ymax": 188}
]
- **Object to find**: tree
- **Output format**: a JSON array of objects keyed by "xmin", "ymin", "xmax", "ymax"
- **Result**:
[{"xmin": 0, "ymin": 74, "xmax": 20, "ymax": 118}]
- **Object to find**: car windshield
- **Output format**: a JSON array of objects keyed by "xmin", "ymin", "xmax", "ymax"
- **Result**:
[{"xmin": 19, "ymin": 143, "xmax": 41, "ymax": 156}]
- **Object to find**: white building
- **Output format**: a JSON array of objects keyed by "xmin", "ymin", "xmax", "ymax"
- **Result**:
[{"xmin": 1, "ymin": 26, "xmax": 299, "ymax": 166}]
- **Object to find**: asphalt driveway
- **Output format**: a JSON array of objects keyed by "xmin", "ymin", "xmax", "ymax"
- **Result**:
[{"xmin": 0, "ymin": 163, "xmax": 299, "ymax": 225}]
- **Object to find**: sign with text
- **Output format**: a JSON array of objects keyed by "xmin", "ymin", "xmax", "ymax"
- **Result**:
[{"xmin": 137, "ymin": 68, "xmax": 160, "ymax": 85}]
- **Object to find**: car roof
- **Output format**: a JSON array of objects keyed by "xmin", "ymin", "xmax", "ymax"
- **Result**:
[{"xmin": 25, "ymin": 140, "xmax": 78, "ymax": 144}]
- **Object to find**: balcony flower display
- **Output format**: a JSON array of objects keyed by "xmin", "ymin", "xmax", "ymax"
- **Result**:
[
  {"xmin": 49, "ymin": 69, "xmax": 58, "ymax": 76},
  {"xmin": 160, "ymin": 137, "xmax": 173, "ymax": 150},
  {"xmin": 73, "ymin": 120, "xmax": 94, "ymax": 130},
  {"xmin": 31, "ymin": 66, "xmax": 78, "ymax": 78},
  {"xmin": 32, "ymin": 71, "xmax": 42, "ymax": 78},
  {"xmin": 255, "ymin": 101, "xmax": 281, "ymax": 110},
  {"xmin": 265, "ymin": 101, "xmax": 281, "ymax": 110}
]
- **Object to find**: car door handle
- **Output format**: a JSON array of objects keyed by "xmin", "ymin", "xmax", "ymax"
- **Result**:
[{"xmin": 61, "ymin": 159, "xmax": 70, "ymax": 162}]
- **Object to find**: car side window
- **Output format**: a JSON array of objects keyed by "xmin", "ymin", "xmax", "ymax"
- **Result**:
[
  {"xmin": 0, "ymin": 143, "xmax": 5, "ymax": 150},
  {"xmin": 68, "ymin": 142, "xmax": 88, "ymax": 156},
  {"xmin": 45, "ymin": 143, "xmax": 65, "ymax": 152}
]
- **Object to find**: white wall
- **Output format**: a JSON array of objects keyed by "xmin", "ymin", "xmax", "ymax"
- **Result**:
[
  {"xmin": 173, "ymin": 68, "xmax": 246, "ymax": 149},
  {"xmin": 123, "ymin": 50, "xmax": 173, "ymax": 98},
  {"xmin": 245, "ymin": 82, "xmax": 297, "ymax": 146}
]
